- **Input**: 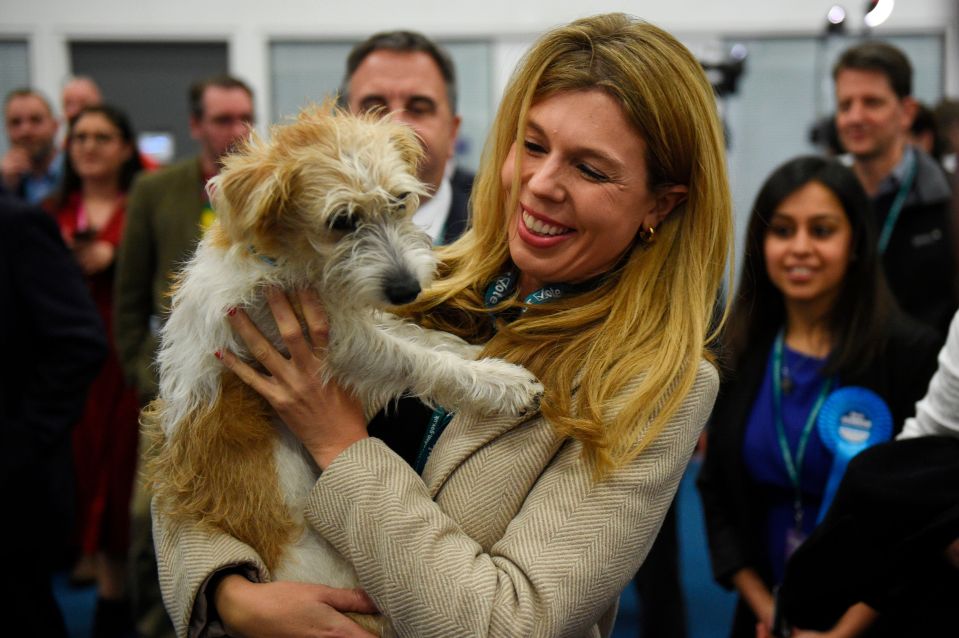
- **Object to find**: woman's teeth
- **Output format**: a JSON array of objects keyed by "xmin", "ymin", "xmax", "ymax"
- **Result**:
[{"xmin": 523, "ymin": 211, "xmax": 569, "ymax": 236}]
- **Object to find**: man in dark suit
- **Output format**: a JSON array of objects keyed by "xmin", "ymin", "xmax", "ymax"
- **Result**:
[
  {"xmin": 113, "ymin": 74, "xmax": 254, "ymax": 638},
  {"xmin": 0, "ymin": 195, "xmax": 107, "ymax": 636},
  {"xmin": 342, "ymin": 31, "xmax": 472, "ymax": 245}
]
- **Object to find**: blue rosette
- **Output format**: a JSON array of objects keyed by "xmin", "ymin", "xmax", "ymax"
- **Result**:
[{"xmin": 815, "ymin": 387, "xmax": 893, "ymax": 524}]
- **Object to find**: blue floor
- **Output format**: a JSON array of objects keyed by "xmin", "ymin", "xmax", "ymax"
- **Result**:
[
  {"xmin": 55, "ymin": 457, "xmax": 735, "ymax": 638},
  {"xmin": 55, "ymin": 570, "xmax": 97, "ymax": 638}
]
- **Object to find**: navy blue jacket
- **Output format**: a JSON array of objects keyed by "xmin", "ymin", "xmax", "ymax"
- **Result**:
[{"xmin": 0, "ymin": 196, "xmax": 107, "ymax": 536}]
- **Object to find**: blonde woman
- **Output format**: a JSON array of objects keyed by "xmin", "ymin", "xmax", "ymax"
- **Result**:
[{"xmin": 155, "ymin": 13, "xmax": 732, "ymax": 637}]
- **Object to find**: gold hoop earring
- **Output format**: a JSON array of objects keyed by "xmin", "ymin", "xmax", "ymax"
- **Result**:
[{"xmin": 639, "ymin": 225, "xmax": 656, "ymax": 245}]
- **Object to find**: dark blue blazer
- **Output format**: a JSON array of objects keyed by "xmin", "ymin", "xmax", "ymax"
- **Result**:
[
  {"xmin": 0, "ymin": 196, "xmax": 107, "ymax": 538},
  {"xmin": 440, "ymin": 168, "xmax": 474, "ymax": 245}
]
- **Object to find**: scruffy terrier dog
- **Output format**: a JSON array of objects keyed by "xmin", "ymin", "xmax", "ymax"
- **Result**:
[{"xmin": 146, "ymin": 102, "xmax": 542, "ymax": 635}]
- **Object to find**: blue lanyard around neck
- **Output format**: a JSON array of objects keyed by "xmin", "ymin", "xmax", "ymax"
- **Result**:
[
  {"xmin": 771, "ymin": 330, "xmax": 834, "ymax": 529},
  {"xmin": 877, "ymin": 151, "xmax": 917, "ymax": 255},
  {"xmin": 484, "ymin": 270, "xmax": 579, "ymax": 310},
  {"xmin": 413, "ymin": 271, "xmax": 580, "ymax": 475}
]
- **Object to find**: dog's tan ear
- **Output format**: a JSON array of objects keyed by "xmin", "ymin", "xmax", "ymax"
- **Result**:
[{"xmin": 212, "ymin": 147, "xmax": 290, "ymax": 246}]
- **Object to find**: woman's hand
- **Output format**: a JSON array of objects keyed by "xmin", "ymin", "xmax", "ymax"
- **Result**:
[
  {"xmin": 215, "ymin": 575, "xmax": 379, "ymax": 638},
  {"xmin": 732, "ymin": 568, "xmax": 775, "ymax": 631},
  {"xmin": 218, "ymin": 288, "xmax": 368, "ymax": 469},
  {"xmin": 786, "ymin": 602, "xmax": 877, "ymax": 638},
  {"xmin": 74, "ymin": 239, "xmax": 115, "ymax": 275}
]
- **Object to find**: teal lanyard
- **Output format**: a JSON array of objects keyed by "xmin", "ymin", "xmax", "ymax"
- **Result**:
[
  {"xmin": 877, "ymin": 151, "xmax": 917, "ymax": 255},
  {"xmin": 771, "ymin": 331, "xmax": 834, "ymax": 529},
  {"xmin": 483, "ymin": 270, "xmax": 577, "ymax": 309},
  {"xmin": 413, "ymin": 270, "xmax": 586, "ymax": 474},
  {"xmin": 413, "ymin": 408, "xmax": 455, "ymax": 474}
]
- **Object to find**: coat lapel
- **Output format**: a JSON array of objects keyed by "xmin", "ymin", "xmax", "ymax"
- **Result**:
[{"xmin": 422, "ymin": 406, "xmax": 538, "ymax": 498}]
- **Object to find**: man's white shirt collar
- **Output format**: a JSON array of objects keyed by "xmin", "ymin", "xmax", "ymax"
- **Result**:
[{"xmin": 412, "ymin": 176, "xmax": 452, "ymax": 244}]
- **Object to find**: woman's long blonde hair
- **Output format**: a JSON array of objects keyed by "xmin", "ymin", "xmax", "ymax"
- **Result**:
[{"xmin": 406, "ymin": 14, "xmax": 733, "ymax": 475}]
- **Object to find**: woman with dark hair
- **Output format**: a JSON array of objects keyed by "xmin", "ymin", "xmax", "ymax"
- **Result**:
[
  {"xmin": 48, "ymin": 104, "xmax": 146, "ymax": 637},
  {"xmin": 697, "ymin": 156, "xmax": 940, "ymax": 638}
]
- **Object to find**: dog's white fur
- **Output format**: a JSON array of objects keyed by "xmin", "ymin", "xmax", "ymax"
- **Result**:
[{"xmin": 149, "ymin": 104, "xmax": 542, "ymax": 630}]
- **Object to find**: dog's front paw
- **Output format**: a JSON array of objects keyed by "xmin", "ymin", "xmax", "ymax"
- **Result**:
[
  {"xmin": 461, "ymin": 358, "xmax": 544, "ymax": 417},
  {"xmin": 514, "ymin": 376, "xmax": 545, "ymax": 417}
]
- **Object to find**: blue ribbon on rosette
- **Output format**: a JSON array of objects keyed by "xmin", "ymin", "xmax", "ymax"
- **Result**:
[{"xmin": 815, "ymin": 387, "xmax": 893, "ymax": 524}]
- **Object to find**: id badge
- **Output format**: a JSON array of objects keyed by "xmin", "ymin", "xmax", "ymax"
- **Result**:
[{"xmin": 785, "ymin": 526, "xmax": 807, "ymax": 562}]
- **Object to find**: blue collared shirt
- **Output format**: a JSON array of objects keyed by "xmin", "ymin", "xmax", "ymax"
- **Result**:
[
  {"xmin": 874, "ymin": 145, "xmax": 915, "ymax": 199},
  {"xmin": 19, "ymin": 152, "xmax": 63, "ymax": 205}
]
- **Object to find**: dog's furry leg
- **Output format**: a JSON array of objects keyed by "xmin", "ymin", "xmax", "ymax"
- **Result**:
[
  {"xmin": 145, "ymin": 371, "xmax": 298, "ymax": 572},
  {"xmin": 329, "ymin": 311, "xmax": 544, "ymax": 417},
  {"xmin": 372, "ymin": 310, "xmax": 482, "ymax": 359}
]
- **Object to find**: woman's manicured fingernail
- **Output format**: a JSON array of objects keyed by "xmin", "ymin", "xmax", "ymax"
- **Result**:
[
  {"xmin": 214, "ymin": 350, "xmax": 223, "ymax": 360},
  {"xmin": 227, "ymin": 307, "xmax": 237, "ymax": 316}
]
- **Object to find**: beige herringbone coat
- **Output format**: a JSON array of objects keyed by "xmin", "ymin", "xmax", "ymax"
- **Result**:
[{"xmin": 155, "ymin": 359, "xmax": 718, "ymax": 638}]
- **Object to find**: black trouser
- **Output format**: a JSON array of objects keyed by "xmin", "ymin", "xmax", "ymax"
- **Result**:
[{"xmin": 633, "ymin": 501, "xmax": 687, "ymax": 638}]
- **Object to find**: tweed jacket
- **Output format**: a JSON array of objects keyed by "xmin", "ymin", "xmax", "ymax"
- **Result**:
[
  {"xmin": 114, "ymin": 156, "xmax": 207, "ymax": 401},
  {"xmin": 155, "ymin": 359, "xmax": 718, "ymax": 638}
]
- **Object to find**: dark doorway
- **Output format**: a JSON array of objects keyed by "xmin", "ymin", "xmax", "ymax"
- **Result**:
[{"xmin": 70, "ymin": 41, "xmax": 229, "ymax": 164}]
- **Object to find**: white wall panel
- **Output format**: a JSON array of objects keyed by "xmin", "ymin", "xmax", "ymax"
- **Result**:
[{"xmin": 2, "ymin": 1, "xmax": 955, "ymax": 126}]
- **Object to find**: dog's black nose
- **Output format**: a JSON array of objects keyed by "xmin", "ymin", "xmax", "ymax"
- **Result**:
[{"xmin": 385, "ymin": 276, "xmax": 421, "ymax": 305}]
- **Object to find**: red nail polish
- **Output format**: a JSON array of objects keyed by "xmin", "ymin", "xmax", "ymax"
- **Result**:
[
  {"xmin": 214, "ymin": 350, "xmax": 223, "ymax": 360},
  {"xmin": 227, "ymin": 307, "xmax": 237, "ymax": 317}
]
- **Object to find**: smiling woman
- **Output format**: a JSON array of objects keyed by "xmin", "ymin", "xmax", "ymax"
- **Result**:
[
  {"xmin": 763, "ymin": 181, "xmax": 852, "ymax": 315},
  {"xmin": 698, "ymin": 156, "xmax": 942, "ymax": 638},
  {"xmin": 154, "ymin": 13, "xmax": 733, "ymax": 638},
  {"xmin": 502, "ymin": 90, "xmax": 686, "ymax": 294}
]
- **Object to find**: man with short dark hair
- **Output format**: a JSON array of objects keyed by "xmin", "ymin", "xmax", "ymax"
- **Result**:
[
  {"xmin": 342, "ymin": 31, "xmax": 471, "ymax": 245},
  {"xmin": 2, "ymin": 88, "xmax": 61, "ymax": 204},
  {"xmin": 833, "ymin": 41, "xmax": 956, "ymax": 335},
  {"xmin": 114, "ymin": 74, "xmax": 253, "ymax": 638}
]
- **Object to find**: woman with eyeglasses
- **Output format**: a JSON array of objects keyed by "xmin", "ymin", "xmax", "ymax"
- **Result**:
[{"xmin": 47, "ymin": 104, "xmax": 147, "ymax": 637}]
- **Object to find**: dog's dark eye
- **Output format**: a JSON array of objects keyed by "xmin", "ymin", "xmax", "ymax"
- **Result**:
[
  {"xmin": 329, "ymin": 210, "xmax": 357, "ymax": 232},
  {"xmin": 394, "ymin": 192, "xmax": 412, "ymax": 211}
]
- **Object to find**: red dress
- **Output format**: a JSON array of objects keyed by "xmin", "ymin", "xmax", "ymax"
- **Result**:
[{"xmin": 54, "ymin": 193, "xmax": 140, "ymax": 556}]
